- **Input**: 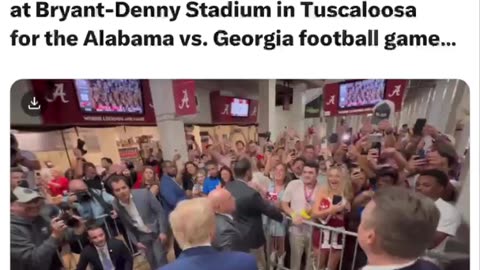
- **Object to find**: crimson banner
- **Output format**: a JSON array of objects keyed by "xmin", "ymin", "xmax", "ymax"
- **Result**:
[
  {"xmin": 210, "ymin": 91, "xmax": 258, "ymax": 124},
  {"xmin": 30, "ymin": 80, "xmax": 156, "ymax": 126},
  {"xmin": 172, "ymin": 80, "xmax": 197, "ymax": 116},
  {"xmin": 323, "ymin": 80, "xmax": 407, "ymax": 116}
]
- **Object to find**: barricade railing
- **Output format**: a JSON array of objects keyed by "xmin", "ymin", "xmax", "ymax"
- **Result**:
[
  {"xmin": 58, "ymin": 214, "xmax": 143, "ymax": 270},
  {"xmin": 265, "ymin": 216, "xmax": 360, "ymax": 270},
  {"xmin": 75, "ymin": 214, "xmax": 140, "ymax": 257}
]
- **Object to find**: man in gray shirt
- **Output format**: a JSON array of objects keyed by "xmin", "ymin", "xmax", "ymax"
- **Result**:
[{"xmin": 11, "ymin": 187, "xmax": 85, "ymax": 270}]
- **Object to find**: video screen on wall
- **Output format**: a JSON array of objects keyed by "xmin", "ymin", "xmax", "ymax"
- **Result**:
[
  {"xmin": 230, "ymin": 98, "xmax": 250, "ymax": 117},
  {"xmin": 74, "ymin": 79, "xmax": 144, "ymax": 114},
  {"xmin": 338, "ymin": 79, "xmax": 386, "ymax": 109}
]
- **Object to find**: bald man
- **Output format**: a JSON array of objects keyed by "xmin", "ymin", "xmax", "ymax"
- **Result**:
[
  {"xmin": 62, "ymin": 179, "xmax": 118, "ymax": 254},
  {"xmin": 208, "ymin": 188, "xmax": 243, "ymax": 252},
  {"xmin": 64, "ymin": 179, "xmax": 116, "ymax": 224},
  {"xmin": 160, "ymin": 198, "xmax": 256, "ymax": 270}
]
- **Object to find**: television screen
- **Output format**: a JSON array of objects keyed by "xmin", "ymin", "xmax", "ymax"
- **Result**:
[
  {"xmin": 339, "ymin": 79, "xmax": 386, "ymax": 109},
  {"xmin": 230, "ymin": 98, "xmax": 249, "ymax": 117},
  {"xmin": 74, "ymin": 79, "xmax": 144, "ymax": 114}
]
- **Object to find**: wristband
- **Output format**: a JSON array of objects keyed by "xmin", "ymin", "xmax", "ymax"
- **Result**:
[
  {"xmin": 290, "ymin": 212, "xmax": 296, "ymax": 219},
  {"xmin": 300, "ymin": 209, "xmax": 311, "ymax": 220}
]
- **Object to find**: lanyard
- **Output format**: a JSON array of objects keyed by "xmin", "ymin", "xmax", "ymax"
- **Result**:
[{"xmin": 304, "ymin": 185, "xmax": 315, "ymax": 204}]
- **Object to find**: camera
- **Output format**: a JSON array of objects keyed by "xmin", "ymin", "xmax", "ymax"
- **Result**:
[
  {"xmin": 58, "ymin": 203, "xmax": 80, "ymax": 227},
  {"xmin": 75, "ymin": 191, "xmax": 92, "ymax": 203}
]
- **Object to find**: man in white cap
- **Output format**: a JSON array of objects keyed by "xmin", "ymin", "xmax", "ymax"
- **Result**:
[{"xmin": 11, "ymin": 187, "xmax": 85, "ymax": 270}]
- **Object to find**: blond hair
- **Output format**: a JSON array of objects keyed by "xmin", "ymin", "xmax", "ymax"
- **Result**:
[
  {"xmin": 169, "ymin": 198, "xmax": 215, "ymax": 249},
  {"xmin": 325, "ymin": 166, "xmax": 353, "ymax": 201}
]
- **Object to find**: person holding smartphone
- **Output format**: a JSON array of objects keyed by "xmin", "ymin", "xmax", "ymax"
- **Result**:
[{"xmin": 311, "ymin": 166, "xmax": 353, "ymax": 270}]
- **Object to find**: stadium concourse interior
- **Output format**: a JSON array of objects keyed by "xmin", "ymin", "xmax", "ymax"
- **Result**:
[
  {"xmin": 11, "ymin": 79, "xmax": 469, "ymax": 174},
  {"xmin": 10, "ymin": 79, "xmax": 470, "ymax": 270}
]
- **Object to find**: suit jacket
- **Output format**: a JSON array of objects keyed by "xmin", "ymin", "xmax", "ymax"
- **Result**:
[
  {"xmin": 76, "ymin": 238, "xmax": 133, "ymax": 270},
  {"xmin": 212, "ymin": 213, "xmax": 243, "ymax": 252},
  {"xmin": 159, "ymin": 175, "xmax": 186, "ymax": 217},
  {"xmin": 363, "ymin": 260, "xmax": 441, "ymax": 270},
  {"xmin": 397, "ymin": 260, "xmax": 441, "ymax": 270},
  {"xmin": 225, "ymin": 180, "xmax": 283, "ymax": 250},
  {"xmin": 112, "ymin": 189, "xmax": 168, "ymax": 245},
  {"xmin": 158, "ymin": 246, "xmax": 257, "ymax": 270}
]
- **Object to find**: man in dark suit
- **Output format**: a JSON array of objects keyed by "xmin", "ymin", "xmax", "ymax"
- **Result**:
[
  {"xmin": 208, "ymin": 188, "xmax": 243, "ymax": 251},
  {"xmin": 110, "ymin": 176, "xmax": 168, "ymax": 269},
  {"xmin": 76, "ymin": 224, "xmax": 133, "ymax": 270},
  {"xmin": 159, "ymin": 198, "xmax": 257, "ymax": 270},
  {"xmin": 225, "ymin": 158, "xmax": 284, "ymax": 270},
  {"xmin": 359, "ymin": 187, "xmax": 441, "ymax": 270}
]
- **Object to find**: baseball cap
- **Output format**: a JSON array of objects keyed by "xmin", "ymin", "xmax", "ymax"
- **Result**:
[
  {"xmin": 12, "ymin": 187, "xmax": 44, "ymax": 203},
  {"xmin": 371, "ymin": 100, "xmax": 395, "ymax": 125}
]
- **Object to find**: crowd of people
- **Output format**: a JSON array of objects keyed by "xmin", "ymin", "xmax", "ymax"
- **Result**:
[
  {"xmin": 10, "ymin": 117, "xmax": 466, "ymax": 270},
  {"xmin": 77, "ymin": 79, "xmax": 144, "ymax": 113},
  {"xmin": 339, "ymin": 80, "xmax": 385, "ymax": 108}
]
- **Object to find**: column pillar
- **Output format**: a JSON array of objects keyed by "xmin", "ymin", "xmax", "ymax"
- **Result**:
[
  {"xmin": 149, "ymin": 80, "xmax": 188, "ymax": 163},
  {"xmin": 258, "ymin": 80, "xmax": 276, "ymax": 140},
  {"xmin": 427, "ymin": 80, "xmax": 464, "ymax": 134},
  {"xmin": 291, "ymin": 83, "xmax": 307, "ymax": 136},
  {"xmin": 445, "ymin": 80, "xmax": 467, "ymax": 135},
  {"xmin": 326, "ymin": 116, "xmax": 337, "ymax": 135}
]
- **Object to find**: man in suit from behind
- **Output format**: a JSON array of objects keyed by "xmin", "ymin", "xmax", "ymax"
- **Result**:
[
  {"xmin": 208, "ymin": 188, "xmax": 243, "ymax": 252},
  {"xmin": 225, "ymin": 158, "xmax": 284, "ymax": 270},
  {"xmin": 159, "ymin": 198, "xmax": 257, "ymax": 270},
  {"xmin": 76, "ymin": 224, "xmax": 133, "ymax": 270},
  {"xmin": 359, "ymin": 187, "xmax": 441, "ymax": 270},
  {"xmin": 110, "ymin": 175, "xmax": 168, "ymax": 269}
]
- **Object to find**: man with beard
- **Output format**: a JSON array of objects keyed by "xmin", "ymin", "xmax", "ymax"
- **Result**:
[
  {"xmin": 202, "ymin": 161, "xmax": 222, "ymax": 195},
  {"xmin": 160, "ymin": 160, "xmax": 186, "ymax": 217},
  {"xmin": 159, "ymin": 160, "xmax": 187, "ymax": 258}
]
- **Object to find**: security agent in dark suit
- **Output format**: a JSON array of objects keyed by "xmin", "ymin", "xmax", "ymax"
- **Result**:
[
  {"xmin": 225, "ymin": 158, "xmax": 284, "ymax": 268},
  {"xmin": 76, "ymin": 224, "xmax": 133, "ymax": 270},
  {"xmin": 208, "ymin": 188, "xmax": 243, "ymax": 252},
  {"xmin": 359, "ymin": 187, "xmax": 441, "ymax": 270}
]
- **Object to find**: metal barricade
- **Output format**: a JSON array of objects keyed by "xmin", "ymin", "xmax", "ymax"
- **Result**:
[
  {"xmin": 265, "ymin": 216, "xmax": 360, "ymax": 270},
  {"xmin": 75, "ymin": 214, "xmax": 139, "ymax": 257},
  {"xmin": 60, "ymin": 214, "xmax": 146, "ymax": 270}
]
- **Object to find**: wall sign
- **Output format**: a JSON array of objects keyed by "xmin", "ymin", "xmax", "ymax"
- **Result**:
[{"xmin": 172, "ymin": 80, "xmax": 197, "ymax": 116}]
